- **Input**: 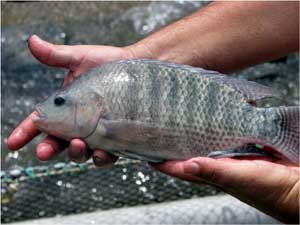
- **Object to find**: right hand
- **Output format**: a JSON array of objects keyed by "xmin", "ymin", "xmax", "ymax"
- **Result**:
[
  {"xmin": 7, "ymin": 35, "xmax": 135, "ymax": 166},
  {"xmin": 152, "ymin": 156, "xmax": 299, "ymax": 223}
]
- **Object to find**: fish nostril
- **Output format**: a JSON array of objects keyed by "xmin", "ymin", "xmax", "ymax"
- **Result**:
[{"xmin": 54, "ymin": 96, "xmax": 65, "ymax": 106}]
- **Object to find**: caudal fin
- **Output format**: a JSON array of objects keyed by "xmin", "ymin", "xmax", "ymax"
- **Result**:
[{"xmin": 271, "ymin": 106, "xmax": 299, "ymax": 164}]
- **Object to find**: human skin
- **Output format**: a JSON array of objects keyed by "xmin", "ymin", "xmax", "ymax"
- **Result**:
[{"xmin": 7, "ymin": 1, "xmax": 299, "ymax": 223}]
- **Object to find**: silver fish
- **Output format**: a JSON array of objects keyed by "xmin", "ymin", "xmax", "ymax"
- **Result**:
[{"xmin": 33, "ymin": 59, "xmax": 299, "ymax": 163}]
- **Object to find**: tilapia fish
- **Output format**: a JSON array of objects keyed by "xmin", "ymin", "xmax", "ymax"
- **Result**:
[{"xmin": 34, "ymin": 59, "xmax": 299, "ymax": 163}]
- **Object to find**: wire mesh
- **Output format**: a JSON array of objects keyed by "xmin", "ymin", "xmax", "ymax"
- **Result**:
[{"xmin": 1, "ymin": 159, "xmax": 221, "ymax": 223}]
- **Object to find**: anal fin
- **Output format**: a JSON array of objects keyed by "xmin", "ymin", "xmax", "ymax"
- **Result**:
[{"xmin": 207, "ymin": 145, "xmax": 274, "ymax": 159}]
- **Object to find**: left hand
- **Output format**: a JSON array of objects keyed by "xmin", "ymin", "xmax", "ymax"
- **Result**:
[
  {"xmin": 151, "ymin": 156, "xmax": 299, "ymax": 224},
  {"xmin": 7, "ymin": 35, "xmax": 133, "ymax": 166}
]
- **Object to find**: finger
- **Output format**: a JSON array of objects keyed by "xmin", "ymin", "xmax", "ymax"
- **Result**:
[
  {"xmin": 92, "ymin": 149, "xmax": 118, "ymax": 167},
  {"xmin": 7, "ymin": 111, "xmax": 41, "ymax": 150},
  {"xmin": 62, "ymin": 46, "xmax": 132, "ymax": 84},
  {"xmin": 67, "ymin": 46, "xmax": 131, "ymax": 78},
  {"xmin": 63, "ymin": 71, "xmax": 75, "ymax": 86},
  {"xmin": 150, "ymin": 160, "xmax": 206, "ymax": 183},
  {"xmin": 28, "ymin": 35, "xmax": 83, "ymax": 70},
  {"xmin": 67, "ymin": 139, "xmax": 91, "ymax": 163},
  {"xmin": 182, "ymin": 157, "xmax": 298, "ymax": 193},
  {"xmin": 36, "ymin": 136, "xmax": 69, "ymax": 161}
]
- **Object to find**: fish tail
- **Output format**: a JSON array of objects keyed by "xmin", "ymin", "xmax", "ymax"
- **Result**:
[{"xmin": 268, "ymin": 106, "xmax": 299, "ymax": 164}]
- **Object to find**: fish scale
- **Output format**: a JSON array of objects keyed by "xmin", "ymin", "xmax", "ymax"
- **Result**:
[
  {"xmin": 34, "ymin": 59, "xmax": 299, "ymax": 163},
  {"xmin": 88, "ymin": 61, "xmax": 265, "ymax": 158}
]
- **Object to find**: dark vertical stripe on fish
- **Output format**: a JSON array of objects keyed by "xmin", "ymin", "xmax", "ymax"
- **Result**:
[
  {"xmin": 169, "ymin": 70, "xmax": 180, "ymax": 128},
  {"xmin": 149, "ymin": 64, "xmax": 161, "ymax": 124},
  {"xmin": 126, "ymin": 65, "xmax": 139, "ymax": 120},
  {"xmin": 275, "ymin": 107, "xmax": 286, "ymax": 147}
]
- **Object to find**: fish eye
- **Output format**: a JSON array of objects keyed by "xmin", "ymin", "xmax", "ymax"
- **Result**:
[{"xmin": 54, "ymin": 96, "xmax": 65, "ymax": 106}]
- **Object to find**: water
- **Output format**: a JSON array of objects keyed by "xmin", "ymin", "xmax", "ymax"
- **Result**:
[{"xmin": 1, "ymin": 1, "xmax": 299, "ymax": 170}]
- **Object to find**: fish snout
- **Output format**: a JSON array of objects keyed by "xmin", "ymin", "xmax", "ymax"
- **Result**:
[{"xmin": 33, "ymin": 104, "xmax": 47, "ymax": 122}]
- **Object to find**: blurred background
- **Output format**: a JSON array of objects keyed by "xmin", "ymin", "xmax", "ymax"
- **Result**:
[{"xmin": 1, "ymin": 1, "xmax": 298, "ymax": 224}]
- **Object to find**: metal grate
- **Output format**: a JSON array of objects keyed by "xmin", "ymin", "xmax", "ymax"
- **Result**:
[{"xmin": 1, "ymin": 159, "xmax": 221, "ymax": 223}]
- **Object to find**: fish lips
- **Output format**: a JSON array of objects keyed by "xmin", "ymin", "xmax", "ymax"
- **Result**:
[
  {"xmin": 32, "ymin": 104, "xmax": 69, "ymax": 139},
  {"xmin": 32, "ymin": 104, "xmax": 48, "ymax": 123}
]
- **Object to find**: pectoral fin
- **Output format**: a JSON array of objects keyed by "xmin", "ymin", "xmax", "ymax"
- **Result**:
[
  {"xmin": 98, "ymin": 119, "xmax": 163, "ymax": 162},
  {"xmin": 100, "ymin": 119, "xmax": 159, "ymax": 145}
]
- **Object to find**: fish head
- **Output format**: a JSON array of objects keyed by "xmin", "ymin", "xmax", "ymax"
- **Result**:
[{"xmin": 33, "ymin": 87, "xmax": 105, "ymax": 141}]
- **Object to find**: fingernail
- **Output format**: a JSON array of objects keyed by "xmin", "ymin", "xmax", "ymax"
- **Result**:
[
  {"xmin": 37, "ymin": 143, "xmax": 53, "ymax": 161},
  {"xmin": 31, "ymin": 34, "xmax": 42, "ymax": 44},
  {"xmin": 69, "ymin": 146, "xmax": 85, "ymax": 162},
  {"xmin": 183, "ymin": 162, "xmax": 200, "ymax": 175},
  {"xmin": 93, "ymin": 156, "xmax": 103, "ymax": 165}
]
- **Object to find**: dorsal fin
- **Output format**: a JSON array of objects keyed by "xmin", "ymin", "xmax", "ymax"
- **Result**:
[
  {"xmin": 213, "ymin": 76, "xmax": 283, "ymax": 102},
  {"xmin": 111, "ymin": 59, "xmax": 282, "ymax": 102}
]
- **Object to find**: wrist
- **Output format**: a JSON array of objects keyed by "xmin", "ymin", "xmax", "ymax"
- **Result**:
[
  {"xmin": 123, "ymin": 36, "xmax": 211, "ymax": 70},
  {"xmin": 123, "ymin": 42, "xmax": 156, "ymax": 60},
  {"xmin": 277, "ymin": 179, "xmax": 299, "ymax": 224}
]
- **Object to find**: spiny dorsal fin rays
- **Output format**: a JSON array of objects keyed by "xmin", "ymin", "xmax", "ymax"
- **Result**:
[
  {"xmin": 115, "ymin": 59, "xmax": 283, "ymax": 103},
  {"xmin": 212, "ymin": 76, "xmax": 283, "ymax": 103}
]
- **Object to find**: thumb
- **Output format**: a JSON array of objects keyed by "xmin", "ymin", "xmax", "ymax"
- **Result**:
[
  {"xmin": 182, "ymin": 157, "xmax": 299, "ymax": 223},
  {"xmin": 183, "ymin": 157, "xmax": 259, "ymax": 188},
  {"xmin": 154, "ymin": 157, "xmax": 281, "ymax": 190},
  {"xmin": 28, "ymin": 35, "xmax": 83, "ymax": 70},
  {"xmin": 182, "ymin": 157, "xmax": 294, "ymax": 194}
]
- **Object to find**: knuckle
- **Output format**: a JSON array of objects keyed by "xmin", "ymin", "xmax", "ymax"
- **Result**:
[{"xmin": 203, "ymin": 168, "xmax": 220, "ymax": 184}]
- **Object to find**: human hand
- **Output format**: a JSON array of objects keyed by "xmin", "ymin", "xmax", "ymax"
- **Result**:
[
  {"xmin": 7, "ymin": 35, "xmax": 135, "ymax": 166},
  {"xmin": 151, "ymin": 157, "xmax": 299, "ymax": 224}
]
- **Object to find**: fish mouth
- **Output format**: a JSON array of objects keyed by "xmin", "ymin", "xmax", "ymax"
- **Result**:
[{"xmin": 32, "ymin": 104, "xmax": 48, "ymax": 122}]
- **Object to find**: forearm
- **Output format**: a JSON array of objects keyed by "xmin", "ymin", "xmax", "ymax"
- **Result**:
[
  {"xmin": 126, "ymin": 1, "xmax": 299, "ymax": 73},
  {"xmin": 225, "ymin": 168, "xmax": 299, "ymax": 224}
]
